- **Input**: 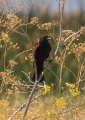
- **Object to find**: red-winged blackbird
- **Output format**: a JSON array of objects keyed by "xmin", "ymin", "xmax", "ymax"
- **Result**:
[{"xmin": 32, "ymin": 36, "xmax": 51, "ymax": 82}]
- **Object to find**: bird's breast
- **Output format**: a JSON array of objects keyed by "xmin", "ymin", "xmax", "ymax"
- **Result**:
[{"xmin": 34, "ymin": 42, "xmax": 51, "ymax": 61}]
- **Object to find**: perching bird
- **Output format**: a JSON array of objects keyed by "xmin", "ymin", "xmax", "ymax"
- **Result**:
[{"xmin": 32, "ymin": 36, "xmax": 51, "ymax": 82}]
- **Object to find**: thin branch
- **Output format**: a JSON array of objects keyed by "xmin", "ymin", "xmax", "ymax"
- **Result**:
[
  {"xmin": 61, "ymin": 26, "xmax": 85, "ymax": 46},
  {"xmin": 5, "ymin": 0, "xmax": 10, "ymax": 13},
  {"xmin": 48, "ymin": 68, "xmax": 60, "ymax": 82},
  {"xmin": 22, "ymin": 71, "xmax": 33, "ymax": 84},
  {"xmin": 31, "ymin": 115, "xmax": 43, "ymax": 120},
  {"xmin": 8, "ymin": 104, "xmax": 26, "ymax": 120},
  {"xmin": 58, "ymin": 0, "xmax": 64, "ymax": 97},
  {"xmin": 6, "ymin": 49, "xmax": 33, "ymax": 70},
  {"xmin": 59, "ymin": 101, "xmax": 85, "ymax": 114},
  {"xmin": 21, "ymin": 81, "xmax": 38, "ymax": 120},
  {"xmin": 31, "ymin": 101, "xmax": 85, "ymax": 120},
  {"xmin": 13, "ymin": 30, "xmax": 26, "ymax": 36},
  {"xmin": 8, "ymin": 93, "xmax": 46, "ymax": 120},
  {"xmin": 56, "ymin": 0, "xmax": 70, "ymax": 4}
]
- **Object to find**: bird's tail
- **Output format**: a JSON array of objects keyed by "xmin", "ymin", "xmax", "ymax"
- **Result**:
[{"xmin": 32, "ymin": 60, "xmax": 44, "ymax": 82}]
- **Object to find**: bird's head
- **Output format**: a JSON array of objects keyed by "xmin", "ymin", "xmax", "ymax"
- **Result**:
[
  {"xmin": 40, "ymin": 36, "xmax": 51, "ymax": 43},
  {"xmin": 35, "ymin": 36, "xmax": 51, "ymax": 48}
]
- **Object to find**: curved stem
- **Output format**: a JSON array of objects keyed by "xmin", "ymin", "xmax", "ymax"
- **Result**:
[
  {"xmin": 59, "ymin": 1, "xmax": 64, "ymax": 97},
  {"xmin": 77, "ymin": 59, "xmax": 81, "ymax": 88},
  {"xmin": 4, "ymin": 44, "xmax": 7, "ymax": 70}
]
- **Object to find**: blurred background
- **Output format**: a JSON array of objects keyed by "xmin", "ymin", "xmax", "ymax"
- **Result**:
[
  {"xmin": 0, "ymin": 0, "xmax": 85, "ymax": 94},
  {"xmin": 1, "ymin": 0, "xmax": 85, "ymax": 15}
]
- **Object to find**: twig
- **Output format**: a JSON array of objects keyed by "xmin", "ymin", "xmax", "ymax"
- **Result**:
[
  {"xmin": 8, "ymin": 104, "xmax": 26, "ymax": 120},
  {"xmin": 58, "ymin": 0, "xmax": 64, "ymax": 97},
  {"xmin": 31, "ymin": 115, "xmax": 43, "ymax": 120},
  {"xmin": 8, "ymin": 93, "xmax": 46, "ymax": 120},
  {"xmin": 61, "ymin": 26, "xmax": 85, "ymax": 46},
  {"xmin": 5, "ymin": 0, "xmax": 10, "ymax": 13},
  {"xmin": 56, "ymin": 0, "xmax": 70, "ymax": 4},
  {"xmin": 59, "ymin": 101, "xmax": 85, "ymax": 114},
  {"xmin": 6, "ymin": 49, "xmax": 33, "ymax": 70},
  {"xmin": 21, "ymin": 81, "xmax": 39, "ymax": 120},
  {"xmin": 32, "ymin": 101, "xmax": 85, "ymax": 120},
  {"xmin": 22, "ymin": 71, "xmax": 33, "ymax": 84}
]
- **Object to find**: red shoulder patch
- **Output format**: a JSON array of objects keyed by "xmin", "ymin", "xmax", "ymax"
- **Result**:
[{"xmin": 35, "ymin": 42, "xmax": 40, "ymax": 48}]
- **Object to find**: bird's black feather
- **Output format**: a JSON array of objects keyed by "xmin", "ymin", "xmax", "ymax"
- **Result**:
[{"xmin": 32, "ymin": 36, "xmax": 51, "ymax": 82}]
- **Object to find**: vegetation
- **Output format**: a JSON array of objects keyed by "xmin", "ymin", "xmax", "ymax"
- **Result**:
[{"xmin": 0, "ymin": 0, "xmax": 85, "ymax": 119}]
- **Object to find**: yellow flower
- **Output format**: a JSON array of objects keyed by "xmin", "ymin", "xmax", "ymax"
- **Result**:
[
  {"xmin": 27, "ymin": 111, "xmax": 33, "ymax": 118},
  {"xmin": 0, "ymin": 100, "xmax": 8, "ymax": 109},
  {"xmin": 69, "ymin": 88, "xmax": 81, "ymax": 97},
  {"xmin": 39, "ymin": 85, "xmax": 51, "ymax": 94},
  {"xmin": 0, "ymin": 114, "xmax": 4, "ymax": 120},
  {"xmin": 16, "ymin": 111, "xmax": 23, "ymax": 119},
  {"xmin": 65, "ymin": 83, "xmax": 81, "ymax": 97},
  {"xmin": 55, "ymin": 97, "xmax": 66, "ymax": 108},
  {"xmin": 65, "ymin": 83, "xmax": 75, "ymax": 89},
  {"xmin": 47, "ymin": 110, "xmax": 56, "ymax": 119}
]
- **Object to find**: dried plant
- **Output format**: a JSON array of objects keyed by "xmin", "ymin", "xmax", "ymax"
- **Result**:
[{"xmin": 0, "ymin": 0, "xmax": 85, "ymax": 120}]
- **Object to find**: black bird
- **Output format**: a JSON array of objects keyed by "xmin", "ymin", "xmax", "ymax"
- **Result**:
[{"xmin": 32, "ymin": 36, "xmax": 51, "ymax": 82}]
